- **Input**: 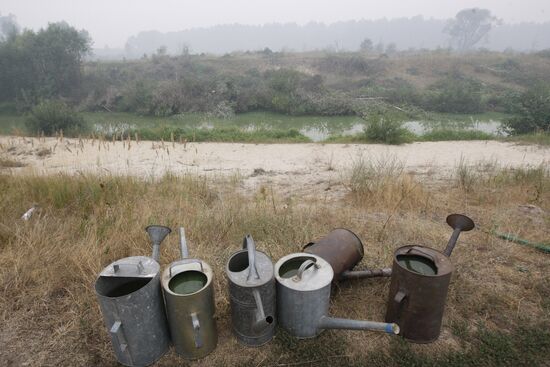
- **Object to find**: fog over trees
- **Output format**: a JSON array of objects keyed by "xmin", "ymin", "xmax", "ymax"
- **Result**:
[{"xmin": 116, "ymin": 14, "xmax": 550, "ymax": 58}]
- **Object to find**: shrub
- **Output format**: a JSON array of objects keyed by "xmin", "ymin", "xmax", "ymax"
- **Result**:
[
  {"xmin": 364, "ymin": 114, "xmax": 412, "ymax": 144},
  {"xmin": 25, "ymin": 100, "xmax": 85, "ymax": 135},
  {"xmin": 423, "ymin": 76, "xmax": 484, "ymax": 113},
  {"xmin": 503, "ymin": 83, "xmax": 550, "ymax": 134}
]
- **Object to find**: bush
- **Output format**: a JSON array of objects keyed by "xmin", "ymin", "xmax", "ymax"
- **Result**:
[
  {"xmin": 364, "ymin": 114, "xmax": 412, "ymax": 144},
  {"xmin": 423, "ymin": 76, "xmax": 484, "ymax": 113},
  {"xmin": 503, "ymin": 83, "xmax": 550, "ymax": 134},
  {"xmin": 26, "ymin": 100, "xmax": 85, "ymax": 135}
]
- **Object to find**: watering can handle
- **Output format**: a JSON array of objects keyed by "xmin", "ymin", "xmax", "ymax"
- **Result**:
[
  {"xmin": 191, "ymin": 313, "xmax": 203, "ymax": 349},
  {"xmin": 110, "ymin": 320, "xmax": 132, "ymax": 361},
  {"xmin": 243, "ymin": 234, "xmax": 260, "ymax": 281},
  {"xmin": 169, "ymin": 259, "xmax": 204, "ymax": 277},
  {"xmin": 294, "ymin": 259, "xmax": 319, "ymax": 281},
  {"xmin": 113, "ymin": 261, "xmax": 145, "ymax": 275},
  {"xmin": 406, "ymin": 247, "xmax": 436, "ymax": 263},
  {"xmin": 393, "ymin": 290, "xmax": 407, "ymax": 324}
]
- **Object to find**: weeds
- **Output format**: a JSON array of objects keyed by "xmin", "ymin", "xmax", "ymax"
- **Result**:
[
  {"xmin": 364, "ymin": 114, "xmax": 413, "ymax": 145},
  {"xmin": 0, "ymin": 161, "xmax": 549, "ymax": 366},
  {"xmin": 421, "ymin": 129, "xmax": 494, "ymax": 141},
  {"xmin": 0, "ymin": 156, "xmax": 25, "ymax": 168}
]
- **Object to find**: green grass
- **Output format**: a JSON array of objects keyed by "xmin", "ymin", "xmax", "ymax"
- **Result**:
[
  {"xmin": 0, "ymin": 111, "xmax": 529, "ymax": 144},
  {"xmin": 132, "ymin": 126, "xmax": 311, "ymax": 143},
  {"xmin": 83, "ymin": 111, "xmax": 362, "ymax": 132},
  {"xmin": 362, "ymin": 324, "xmax": 550, "ymax": 367},
  {"xmin": 420, "ymin": 129, "xmax": 495, "ymax": 141},
  {"xmin": 326, "ymin": 129, "xmax": 495, "ymax": 144},
  {"xmin": 0, "ymin": 113, "xmax": 26, "ymax": 134},
  {"xmin": 506, "ymin": 132, "xmax": 550, "ymax": 146}
]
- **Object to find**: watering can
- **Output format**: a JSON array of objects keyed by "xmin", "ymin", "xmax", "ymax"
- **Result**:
[
  {"xmin": 161, "ymin": 228, "xmax": 217, "ymax": 359},
  {"xmin": 385, "ymin": 214, "xmax": 475, "ymax": 343},
  {"xmin": 226, "ymin": 234, "xmax": 276, "ymax": 346},
  {"xmin": 95, "ymin": 225, "xmax": 171, "ymax": 366},
  {"xmin": 274, "ymin": 253, "xmax": 400, "ymax": 338},
  {"xmin": 303, "ymin": 228, "xmax": 392, "ymax": 280}
]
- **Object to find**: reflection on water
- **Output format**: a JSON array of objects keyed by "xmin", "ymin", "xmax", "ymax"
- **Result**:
[
  {"xmin": 92, "ymin": 114, "xmax": 505, "ymax": 141},
  {"xmin": 404, "ymin": 120, "xmax": 505, "ymax": 136},
  {"xmin": 300, "ymin": 123, "xmax": 365, "ymax": 142}
]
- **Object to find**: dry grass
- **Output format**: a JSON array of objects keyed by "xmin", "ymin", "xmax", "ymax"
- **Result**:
[
  {"xmin": 0, "ymin": 161, "xmax": 549, "ymax": 366},
  {"xmin": 0, "ymin": 156, "xmax": 26, "ymax": 168}
]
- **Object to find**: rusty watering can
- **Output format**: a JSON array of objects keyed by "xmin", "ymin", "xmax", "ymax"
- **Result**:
[
  {"xmin": 226, "ymin": 234, "xmax": 276, "ymax": 346},
  {"xmin": 95, "ymin": 225, "xmax": 171, "ymax": 367},
  {"xmin": 303, "ymin": 228, "xmax": 392, "ymax": 280},
  {"xmin": 161, "ymin": 228, "xmax": 217, "ymax": 359},
  {"xmin": 275, "ymin": 253, "xmax": 400, "ymax": 339},
  {"xmin": 385, "ymin": 214, "xmax": 475, "ymax": 343}
]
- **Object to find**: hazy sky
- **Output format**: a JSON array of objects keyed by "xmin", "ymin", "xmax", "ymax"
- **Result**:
[{"xmin": 2, "ymin": 0, "xmax": 549, "ymax": 48}]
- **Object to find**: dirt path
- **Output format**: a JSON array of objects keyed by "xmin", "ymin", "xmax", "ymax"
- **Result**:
[{"xmin": 1, "ymin": 136, "xmax": 548, "ymax": 199}]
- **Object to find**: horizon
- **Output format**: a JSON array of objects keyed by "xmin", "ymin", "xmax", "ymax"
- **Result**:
[{"xmin": 2, "ymin": 0, "xmax": 550, "ymax": 48}]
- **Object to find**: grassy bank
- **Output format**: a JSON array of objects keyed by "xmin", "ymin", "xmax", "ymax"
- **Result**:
[
  {"xmin": 0, "ymin": 158, "xmax": 549, "ymax": 366},
  {"xmin": 0, "ymin": 110, "xmax": 519, "ymax": 144}
]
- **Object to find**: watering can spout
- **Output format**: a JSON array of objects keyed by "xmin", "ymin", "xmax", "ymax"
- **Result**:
[
  {"xmin": 340, "ymin": 267, "xmax": 392, "ymax": 280},
  {"xmin": 443, "ymin": 214, "xmax": 475, "ymax": 257},
  {"xmin": 251, "ymin": 289, "xmax": 273, "ymax": 332},
  {"xmin": 318, "ymin": 316, "xmax": 400, "ymax": 335},
  {"xmin": 145, "ymin": 225, "xmax": 172, "ymax": 262},
  {"xmin": 243, "ymin": 234, "xmax": 260, "ymax": 281}
]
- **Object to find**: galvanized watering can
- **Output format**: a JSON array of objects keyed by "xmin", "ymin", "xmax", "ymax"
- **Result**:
[
  {"xmin": 161, "ymin": 228, "xmax": 217, "ymax": 359},
  {"xmin": 275, "ymin": 253, "xmax": 400, "ymax": 339},
  {"xmin": 303, "ymin": 228, "xmax": 392, "ymax": 280},
  {"xmin": 385, "ymin": 214, "xmax": 475, "ymax": 343},
  {"xmin": 226, "ymin": 234, "xmax": 276, "ymax": 346},
  {"xmin": 95, "ymin": 225, "xmax": 171, "ymax": 367}
]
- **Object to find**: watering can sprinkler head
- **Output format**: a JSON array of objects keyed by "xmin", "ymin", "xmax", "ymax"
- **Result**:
[
  {"xmin": 443, "ymin": 214, "xmax": 475, "ymax": 257},
  {"xmin": 145, "ymin": 225, "xmax": 172, "ymax": 262},
  {"xmin": 446, "ymin": 214, "xmax": 475, "ymax": 232}
]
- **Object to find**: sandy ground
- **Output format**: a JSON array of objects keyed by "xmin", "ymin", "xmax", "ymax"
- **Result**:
[{"xmin": 1, "ymin": 136, "xmax": 549, "ymax": 199}]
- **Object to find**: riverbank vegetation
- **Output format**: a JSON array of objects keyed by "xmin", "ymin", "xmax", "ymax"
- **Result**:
[{"xmin": 1, "ymin": 22, "xmax": 549, "ymax": 143}]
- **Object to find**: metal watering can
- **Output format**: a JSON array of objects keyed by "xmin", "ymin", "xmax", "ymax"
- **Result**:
[
  {"xmin": 95, "ymin": 225, "xmax": 171, "ymax": 367},
  {"xmin": 274, "ymin": 253, "xmax": 400, "ymax": 339},
  {"xmin": 303, "ymin": 228, "xmax": 392, "ymax": 280},
  {"xmin": 161, "ymin": 228, "xmax": 217, "ymax": 359},
  {"xmin": 385, "ymin": 214, "xmax": 475, "ymax": 343},
  {"xmin": 226, "ymin": 234, "xmax": 276, "ymax": 346}
]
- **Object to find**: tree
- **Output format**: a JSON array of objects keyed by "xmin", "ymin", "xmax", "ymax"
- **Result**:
[
  {"xmin": 0, "ymin": 22, "xmax": 91, "ymax": 104},
  {"xmin": 359, "ymin": 38, "xmax": 373, "ymax": 52},
  {"xmin": 444, "ymin": 8, "xmax": 499, "ymax": 51}
]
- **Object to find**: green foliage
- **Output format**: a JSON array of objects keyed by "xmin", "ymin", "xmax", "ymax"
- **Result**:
[
  {"xmin": 423, "ymin": 75, "xmax": 484, "ymax": 113},
  {"xmin": 0, "ymin": 22, "xmax": 91, "ymax": 105},
  {"xmin": 364, "ymin": 114, "xmax": 412, "ymax": 144},
  {"xmin": 503, "ymin": 83, "xmax": 550, "ymax": 134},
  {"xmin": 421, "ymin": 129, "xmax": 493, "ymax": 141},
  {"xmin": 130, "ymin": 126, "xmax": 310, "ymax": 143},
  {"xmin": 25, "ymin": 100, "xmax": 85, "ymax": 135}
]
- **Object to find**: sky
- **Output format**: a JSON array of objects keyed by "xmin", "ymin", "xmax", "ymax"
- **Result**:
[{"xmin": 2, "ymin": 0, "xmax": 549, "ymax": 48}]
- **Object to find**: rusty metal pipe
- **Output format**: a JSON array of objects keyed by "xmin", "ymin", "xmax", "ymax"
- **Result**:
[{"xmin": 340, "ymin": 267, "xmax": 392, "ymax": 280}]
